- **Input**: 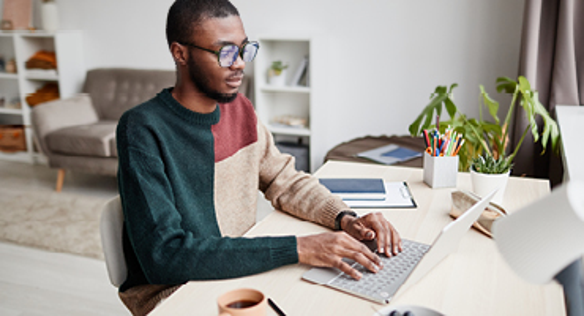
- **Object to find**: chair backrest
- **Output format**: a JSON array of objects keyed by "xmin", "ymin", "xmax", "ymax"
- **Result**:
[
  {"xmin": 83, "ymin": 68, "xmax": 176, "ymax": 121},
  {"xmin": 100, "ymin": 195, "xmax": 127, "ymax": 287}
]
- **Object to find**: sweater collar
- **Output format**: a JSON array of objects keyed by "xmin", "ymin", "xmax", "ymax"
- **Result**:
[{"xmin": 158, "ymin": 88, "xmax": 220, "ymax": 125}]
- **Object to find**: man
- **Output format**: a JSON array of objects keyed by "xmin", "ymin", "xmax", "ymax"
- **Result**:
[{"xmin": 116, "ymin": 0, "xmax": 402, "ymax": 314}]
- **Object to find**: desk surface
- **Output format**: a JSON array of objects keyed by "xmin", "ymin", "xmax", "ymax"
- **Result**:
[{"xmin": 151, "ymin": 161, "xmax": 564, "ymax": 316}]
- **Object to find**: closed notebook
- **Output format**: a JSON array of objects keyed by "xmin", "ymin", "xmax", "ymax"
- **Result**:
[{"xmin": 319, "ymin": 178, "xmax": 386, "ymax": 201}]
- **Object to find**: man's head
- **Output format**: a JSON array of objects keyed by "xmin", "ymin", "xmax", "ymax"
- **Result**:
[
  {"xmin": 166, "ymin": 0, "xmax": 239, "ymax": 49},
  {"xmin": 167, "ymin": 0, "xmax": 250, "ymax": 104}
]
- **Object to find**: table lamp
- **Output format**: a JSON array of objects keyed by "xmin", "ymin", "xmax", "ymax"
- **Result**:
[{"xmin": 493, "ymin": 180, "xmax": 584, "ymax": 315}]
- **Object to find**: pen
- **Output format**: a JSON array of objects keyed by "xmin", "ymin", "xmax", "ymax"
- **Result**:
[{"xmin": 268, "ymin": 298, "xmax": 286, "ymax": 316}]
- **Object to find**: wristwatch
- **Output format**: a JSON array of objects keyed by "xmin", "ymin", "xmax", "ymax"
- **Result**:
[{"xmin": 334, "ymin": 210, "xmax": 358, "ymax": 231}]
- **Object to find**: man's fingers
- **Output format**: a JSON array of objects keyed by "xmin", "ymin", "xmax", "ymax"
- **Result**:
[
  {"xmin": 370, "ymin": 220, "xmax": 390, "ymax": 257},
  {"xmin": 354, "ymin": 224, "xmax": 375, "ymax": 240},
  {"xmin": 335, "ymin": 259, "xmax": 362, "ymax": 280},
  {"xmin": 390, "ymin": 223, "xmax": 402, "ymax": 254}
]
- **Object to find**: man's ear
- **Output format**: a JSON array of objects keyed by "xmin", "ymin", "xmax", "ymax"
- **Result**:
[{"xmin": 170, "ymin": 42, "xmax": 188, "ymax": 66}]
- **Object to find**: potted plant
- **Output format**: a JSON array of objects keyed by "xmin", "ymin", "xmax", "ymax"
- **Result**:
[
  {"xmin": 267, "ymin": 60, "xmax": 288, "ymax": 86},
  {"xmin": 409, "ymin": 76, "xmax": 560, "ymax": 203}
]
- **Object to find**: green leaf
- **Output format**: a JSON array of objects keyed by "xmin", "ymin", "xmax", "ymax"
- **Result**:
[
  {"xmin": 444, "ymin": 97, "xmax": 457, "ymax": 118},
  {"xmin": 496, "ymin": 77, "xmax": 517, "ymax": 93},
  {"xmin": 479, "ymin": 85, "xmax": 500, "ymax": 124},
  {"xmin": 407, "ymin": 93, "xmax": 448, "ymax": 136}
]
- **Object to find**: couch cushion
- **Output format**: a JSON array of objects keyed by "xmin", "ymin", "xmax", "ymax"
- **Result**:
[
  {"xmin": 46, "ymin": 121, "xmax": 117, "ymax": 157},
  {"xmin": 110, "ymin": 137, "xmax": 118, "ymax": 158}
]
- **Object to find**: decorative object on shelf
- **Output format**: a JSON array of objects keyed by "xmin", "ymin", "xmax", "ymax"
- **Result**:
[
  {"xmin": 1, "ymin": 0, "xmax": 32, "ymax": 30},
  {"xmin": 408, "ymin": 76, "xmax": 560, "ymax": 203},
  {"xmin": 1, "ymin": 19, "xmax": 14, "ymax": 30},
  {"xmin": 268, "ymin": 60, "xmax": 288, "ymax": 86},
  {"xmin": 6, "ymin": 98, "xmax": 21, "ymax": 109},
  {"xmin": 26, "ymin": 83, "xmax": 60, "ymax": 107},
  {"xmin": 5, "ymin": 58, "xmax": 17, "ymax": 74},
  {"xmin": 41, "ymin": 0, "xmax": 59, "ymax": 32},
  {"xmin": 271, "ymin": 114, "xmax": 307, "ymax": 128},
  {"xmin": 0, "ymin": 55, "xmax": 5, "ymax": 72},
  {"xmin": 26, "ymin": 50, "xmax": 57, "ymax": 70},
  {"xmin": 0, "ymin": 95, "xmax": 5, "ymax": 107},
  {"xmin": 0, "ymin": 125, "xmax": 27, "ymax": 153}
]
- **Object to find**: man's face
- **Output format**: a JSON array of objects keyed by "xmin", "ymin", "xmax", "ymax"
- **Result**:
[{"xmin": 186, "ymin": 15, "xmax": 247, "ymax": 103}]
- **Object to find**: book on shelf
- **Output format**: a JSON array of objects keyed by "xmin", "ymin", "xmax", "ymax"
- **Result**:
[
  {"xmin": 290, "ymin": 55, "xmax": 309, "ymax": 86},
  {"xmin": 318, "ymin": 178, "xmax": 386, "ymax": 201}
]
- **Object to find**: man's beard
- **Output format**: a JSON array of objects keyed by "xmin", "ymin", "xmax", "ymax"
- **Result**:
[{"xmin": 187, "ymin": 50, "xmax": 239, "ymax": 103}]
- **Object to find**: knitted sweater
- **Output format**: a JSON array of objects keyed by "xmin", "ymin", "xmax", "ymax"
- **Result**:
[{"xmin": 116, "ymin": 88, "xmax": 348, "ymax": 292}]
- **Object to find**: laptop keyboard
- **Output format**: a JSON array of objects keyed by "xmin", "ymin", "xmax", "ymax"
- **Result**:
[{"xmin": 328, "ymin": 239, "xmax": 430, "ymax": 303}]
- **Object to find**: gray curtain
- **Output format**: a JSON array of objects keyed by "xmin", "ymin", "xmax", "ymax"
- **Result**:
[{"xmin": 513, "ymin": 0, "xmax": 583, "ymax": 186}]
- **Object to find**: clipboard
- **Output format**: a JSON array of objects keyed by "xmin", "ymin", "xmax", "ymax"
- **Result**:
[{"xmin": 343, "ymin": 181, "xmax": 417, "ymax": 208}]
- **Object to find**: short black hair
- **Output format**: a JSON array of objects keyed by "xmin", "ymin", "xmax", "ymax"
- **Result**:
[{"xmin": 166, "ymin": 0, "xmax": 240, "ymax": 47}]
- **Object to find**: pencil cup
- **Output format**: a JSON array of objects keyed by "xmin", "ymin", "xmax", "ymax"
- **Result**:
[{"xmin": 423, "ymin": 152, "xmax": 458, "ymax": 188}]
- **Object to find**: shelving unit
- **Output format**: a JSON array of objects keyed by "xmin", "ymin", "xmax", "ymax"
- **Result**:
[
  {"xmin": 0, "ymin": 31, "xmax": 84, "ymax": 163},
  {"xmin": 254, "ymin": 34, "xmax": 326, "ymax": 172}
]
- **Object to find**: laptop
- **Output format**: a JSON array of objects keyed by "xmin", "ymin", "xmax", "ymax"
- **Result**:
[{"xmin": 302, "ymin": 190, "xmax": 496, "ymax": 304}]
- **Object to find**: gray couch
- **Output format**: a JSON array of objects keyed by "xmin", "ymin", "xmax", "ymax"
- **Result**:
[{"xmin": 32, "ymin": 68, "xmax": 176, "ymax": 191}]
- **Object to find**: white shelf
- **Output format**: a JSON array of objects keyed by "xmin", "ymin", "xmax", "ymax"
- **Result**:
[
  {"xmin": 268, "ymin": 124, "xmax": 311, "ymax": 136},
  {"xmin": 25, "ymin": 73, "xmax": 59, "ymax": 81},
  {"xmin": 0, "ymin": 108, "xmax": 23, "ymax": 115},
  {"xmin": 260, "ymin": 85, "xmax": 310, "ymax": 94},
  {"xmin": 254, "ymin": 34, "xmax": 325, "ymax": 172},
  {"xmin": 0, "ymin": 31, "xmax": 85, "ymax": 164},
  {"xmin": 0, "ymin": 73, "xmax": 18, "ymax": 79}
]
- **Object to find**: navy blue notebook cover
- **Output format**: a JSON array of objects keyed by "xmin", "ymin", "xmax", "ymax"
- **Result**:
[{"xmin": 318, "ymin": 178, "xmax": 386, "ymax": 201}]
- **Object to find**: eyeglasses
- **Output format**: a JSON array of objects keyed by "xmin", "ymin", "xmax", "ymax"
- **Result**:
[{"xmin": 180, "ymin": 41, "xmax": 260, "ymax": 68}]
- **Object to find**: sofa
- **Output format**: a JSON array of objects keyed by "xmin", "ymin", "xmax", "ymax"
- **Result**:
[{"xmin": 31, "ymin": 68, "xmax": 176, "ymax": 191}]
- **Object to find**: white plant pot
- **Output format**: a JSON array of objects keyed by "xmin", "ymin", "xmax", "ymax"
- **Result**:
[
  {"xmin": 42, "ymin": 2, "xmax": 60, "ymax": 32},
  {"xmin": 470, "ymin": 169, "xmax": 510, "ymax": 205},
  {"xmin": 268, "ymin": 69, "xmax": 287, "ymax": 86}
]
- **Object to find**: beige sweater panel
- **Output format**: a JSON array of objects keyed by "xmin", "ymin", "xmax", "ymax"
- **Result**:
[{"xmin": 214, "ymin": 120, "xmax": 348, "ymax": 236}]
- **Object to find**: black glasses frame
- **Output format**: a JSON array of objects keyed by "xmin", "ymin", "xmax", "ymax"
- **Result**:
[{"xmin": 180, "ymin": 41, "xmax": 260, "ymax": 67}]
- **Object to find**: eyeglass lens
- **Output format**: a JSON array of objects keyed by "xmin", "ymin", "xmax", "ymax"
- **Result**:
[{"xmin": 218, "ymin": 42, "xmax": 259, "ymax": 67}]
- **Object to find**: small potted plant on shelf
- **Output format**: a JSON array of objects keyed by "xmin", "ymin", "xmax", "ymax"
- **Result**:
[
  {"xmin": 408, "ymin": 76, "xmax": 560, "ymax": 204},
  {"xmin": 267, "ymin": 60, "xmax": 288, "ymax": 86}
]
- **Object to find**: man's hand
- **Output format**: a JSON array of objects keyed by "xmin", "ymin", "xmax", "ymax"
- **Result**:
[
  {"xmin": 297, "ymin": 232, "xmax": 382, "ymax": 280},
  {"xmin": 341, "ymin": 212, "xmax": 403, "ymax": 257}
]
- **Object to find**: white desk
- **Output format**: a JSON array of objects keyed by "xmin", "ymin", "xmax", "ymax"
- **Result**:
[
  {"xmin": 150, "ymin": 161, "xmax": 564, "ymax": 316},
  {"xmin": 556, "ymin": 105, "xmax": 584, "ymax": 181}
]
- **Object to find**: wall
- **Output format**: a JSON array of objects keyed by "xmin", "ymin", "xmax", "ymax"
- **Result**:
[{"xmin": 3, "ymin": 0, "xmax": 525, "ymax": 169}]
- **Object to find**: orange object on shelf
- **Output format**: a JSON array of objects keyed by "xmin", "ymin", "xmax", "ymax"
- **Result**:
[
  {"xmin": 25, "ymin": 50, "xmax": 57, "ymax": 69},
  {"xmin": 26, "ymin": 83, "xmax": 60, "ymax": 106},
  {"xmin": 0, "ymin": 125, "xmax": 27, "ymax": 152}
]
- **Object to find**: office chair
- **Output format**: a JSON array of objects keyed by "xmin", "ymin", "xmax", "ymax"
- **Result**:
[
  {"xmin": 494, "ymin": 180, "xmax": 584, "ymax": 316},
  {"xmin": 100, "ymin": 195, "xmax": 127, "ymax": 287}
]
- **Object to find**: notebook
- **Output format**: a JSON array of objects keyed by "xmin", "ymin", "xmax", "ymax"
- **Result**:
[
  {"xmin": 302, "ymin": 190, "xmax": 496, "ymax": 304},
  {"xmin": 319, "ymin": 178, "xmax": 386, "ymax": 201}
]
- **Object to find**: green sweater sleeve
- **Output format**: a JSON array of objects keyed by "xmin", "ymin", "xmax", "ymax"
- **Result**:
[{"xmin": 118, "ymin": 131, "xmax": 298, "ymax": 289}]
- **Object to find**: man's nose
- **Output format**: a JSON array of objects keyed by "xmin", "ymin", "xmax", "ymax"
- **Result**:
[{"xmin": 230, "ymin": 54, "xmax": 245, "ymax": 70}]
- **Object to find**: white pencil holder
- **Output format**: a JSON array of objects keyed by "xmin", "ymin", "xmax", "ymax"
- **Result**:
[{"xmin": 423, "ymin": 152, "xmax": 458, "ymax": 188}]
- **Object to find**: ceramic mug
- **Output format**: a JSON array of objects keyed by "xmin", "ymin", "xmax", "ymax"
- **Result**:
[{"xmin": 217, "ymin": 288, "xmax": 267, "ymax": 316}]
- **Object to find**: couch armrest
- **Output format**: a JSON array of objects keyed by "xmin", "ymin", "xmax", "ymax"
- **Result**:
[{"xmin": 31, "ymin": 94, "xmax": 99, "ymax": 155}]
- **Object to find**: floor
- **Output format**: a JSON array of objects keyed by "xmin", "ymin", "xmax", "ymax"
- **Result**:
[
  {"xmin": 0, "ymin": 160, "xmax": 127, "ymax": 315},
  {"xmin": 0, "ymin": 159, "xmax": 275, "ymax": 315}
]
